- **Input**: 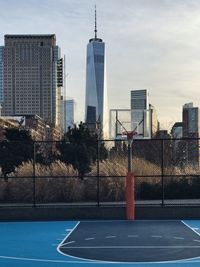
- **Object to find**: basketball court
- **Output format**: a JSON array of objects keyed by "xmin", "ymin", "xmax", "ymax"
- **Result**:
[{"xmin": 1, "ymin": 220, "xmax": 200, "ymax": 267}]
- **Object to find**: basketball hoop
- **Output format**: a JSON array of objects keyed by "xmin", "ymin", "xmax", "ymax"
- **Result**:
[{"xmin": 122, "ymin": 131, "xmax": 137, "ymax": 141}]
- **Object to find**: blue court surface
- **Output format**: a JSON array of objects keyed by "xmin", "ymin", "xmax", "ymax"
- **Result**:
[{"xmin": 1, "ymin": 220, "xmax": 200, "ymax": 267}]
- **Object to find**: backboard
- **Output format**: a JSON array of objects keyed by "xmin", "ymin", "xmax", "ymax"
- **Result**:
[{"xmin": 109, "ymin": 109, "xmax": 152, "ymax": 140}]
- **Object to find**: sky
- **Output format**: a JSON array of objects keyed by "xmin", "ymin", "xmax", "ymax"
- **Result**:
[{"xmin": 1, "ymin": 0, "xmax": 200, "ymax": 129}]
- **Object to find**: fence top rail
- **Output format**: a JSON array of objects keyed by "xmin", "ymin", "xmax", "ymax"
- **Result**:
[
  {"xmin": 101, "ymin": 137, "xmax": 200, "ymax": 142},
  {"xmin": 0, "ymin": 137, "xmax": 199, "ymax": 143},
  {"xmin": 0, "ymin": 174, "xmax": 200, "ymax": 179}
]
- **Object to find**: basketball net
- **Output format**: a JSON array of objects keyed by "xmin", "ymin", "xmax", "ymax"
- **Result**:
[{"xmin": 122, "ymin": 130, "xmax": 137, "ymax": 144}]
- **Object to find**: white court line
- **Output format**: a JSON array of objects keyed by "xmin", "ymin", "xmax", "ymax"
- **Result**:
[
  {"xmin": 2, "ymin": 254, "xmax": 200, "ymax": 265},
  {"xmin": 57, "ymin": 222, "xmax": 80, "ymax": 258},
  {"xmin": 194, "ymin": 239, "xmax": 200, "ymax": 243},
  {"xmin": 0, "ymin": 255, "xmax": 90, "ymax": 264},
  {"xmin": 61, "ymin": 245, "xmax": 200, "ymax": 249},
  {"xmin": 181, "ymin": 221, "xmax": 200, "ymax": 237},
  {"xmin": 173, "ymin": 237, "xmax": 184, "ymax": 240},
  {"xmin": 58, "ymin": 222, "xmax": 80, "ymax": 245},
  {"xmin": 106, "ymin": 236, "xmax": 116, "ymax": 238},
  {"xmin": 61, "ymin": 241, "xmax": 75, "ymax": 246}
]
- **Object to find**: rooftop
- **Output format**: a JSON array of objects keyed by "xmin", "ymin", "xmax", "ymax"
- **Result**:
[{"xmin": 5, "ymin": 34, "xmax": 56, "ymax": 39}]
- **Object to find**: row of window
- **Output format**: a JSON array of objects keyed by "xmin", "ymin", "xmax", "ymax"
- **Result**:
[{"xmin": 87, "ymin": 54, "xmax": 104, "ymax": 64}]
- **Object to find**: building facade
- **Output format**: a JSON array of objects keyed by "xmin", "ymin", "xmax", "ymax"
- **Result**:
[
  {"xmin": 64, "ymin": 99, "xmax": 75, "ymax": 132},
  {"xmin": 171, "ymin": 122, "xmax": 183, "ymax": 139},
  {"xmin": 183, "ymin": 103, "xmax": 200, "ymax": 138},
  {"xmin": 2, "ymin": 34, "xmax": 63, "ymax": 127},
  {"xmin": 60, "ymin": 56, "xmax": 67, "ymax": 132},
  {"xmin": 130, "ymin": 89, "xmax": 151, "ymax": 138},
  {"xmin": 182, "ymin": 103, "xmax": 200, "ymax": 167},
  {"xmin": 0, "ymin": 46, "xmax": 4, "ymax": 114},
  {"xmin": 85, "ymin": 10, "xmax": 108, "ymax": 138},
  {"xmin": 171, "ymin": 122, "xmax": 183, "ymax": 166},
  {"xmin": 149, "ymin": 104, "xmax": 159, "ymax": 138}
]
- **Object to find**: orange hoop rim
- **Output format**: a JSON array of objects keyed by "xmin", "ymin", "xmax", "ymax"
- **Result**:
[{"xmin": 122, "ymin": 131, "xmax": 138, "ymax": 139}]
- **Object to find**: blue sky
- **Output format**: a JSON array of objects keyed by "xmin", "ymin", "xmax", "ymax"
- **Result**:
[{"xmin": 1, "ymin": 0, "xmax": 200, "ymax": 128}]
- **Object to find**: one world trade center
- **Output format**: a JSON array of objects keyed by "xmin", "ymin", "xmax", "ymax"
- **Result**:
[{"xmin": 85, "ymin": 7, "xmax": 108, "ymax": 139}]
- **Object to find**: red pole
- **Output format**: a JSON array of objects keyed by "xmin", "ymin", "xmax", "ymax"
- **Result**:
[{"xmin": 126, "ymin": 171, "xmax": 135, "ymax": 220}]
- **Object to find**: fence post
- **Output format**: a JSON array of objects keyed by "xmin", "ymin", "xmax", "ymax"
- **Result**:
[
  {"xmin": 33, "ymin": 141, "xmax": 36, "ymax": 207},
  {"xmin": 96, "ymin": 139, "xmax": 100, "ymax": 207},
  {"xmin": 161, "ymin": 139, "xmax": 165, "ymax": 206}
]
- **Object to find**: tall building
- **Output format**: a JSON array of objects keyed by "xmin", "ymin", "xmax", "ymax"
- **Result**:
[
  {"xmin": 182, "ymin": 103, "xmax": 200, "ymax": 167},
  {"xmin": 149, "ymin": 104, "xmax": 159, "ymax": 138},
  {"xmin": 183, "ymin": 103, "xmax": 200, "ymax": 138},
  {"xmin": 130, "ymin": 89, "xmax": 151, "ymax": 138},
  {"xmin": 171, "ymin": 122, "xmax": 183, "ymax": 139},
  {"xmin": 171, "ymin": 122, "xmax": 183, "ymax": 166},
  {"xmin": 131, "ymin": 89, "xmax": 149, "ymax": 110},
  {"xmin": 64, "ymin": 98, "xmax": 75, "ymax": 132},
  {"xmin": 2, "ymin": 34, "xmax": 63, "ymax": 127},
  {"xmin": 85, "ymin": 7, "xmax": 108, "ymax": 138},
  {"xmin": 0, "ymin": 46, "xmax": 4, "ymax": 115},
  {"xmin": 60, "ymin": 55, "xmax": 67, "ymax": 132}
]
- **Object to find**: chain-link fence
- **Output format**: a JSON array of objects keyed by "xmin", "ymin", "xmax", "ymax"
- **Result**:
[{"xmin": 0, "ymin": 138, "xmax": 200, "ymax": 206}]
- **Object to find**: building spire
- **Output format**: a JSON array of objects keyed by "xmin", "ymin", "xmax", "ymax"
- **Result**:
[
  {"xmin": 89, "ymin": 5, "xmax": 102, "ymax": 43},
  {"xmin": 94, "ymin": 5, "xmax": 97, "ymax": 39}
]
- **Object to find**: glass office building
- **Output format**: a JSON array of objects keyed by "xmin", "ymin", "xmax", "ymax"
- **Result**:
[
  {"xmin": 64, "ymin": 99, "xmax": 75, "ymax": 132},
  {"xmin": 85, "ymin": 16, "xmax": 108, "ymax": 138}
]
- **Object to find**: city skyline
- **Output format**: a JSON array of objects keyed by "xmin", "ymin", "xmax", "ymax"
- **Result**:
[{"xmin": 1, "ymin": 0, "xmax": 200, "ymax": 129}]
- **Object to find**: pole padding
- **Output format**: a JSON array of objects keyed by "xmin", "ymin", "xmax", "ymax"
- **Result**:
[{"xmin": 126, "ymin": 171, "xmax": 135, "ymax": 220}]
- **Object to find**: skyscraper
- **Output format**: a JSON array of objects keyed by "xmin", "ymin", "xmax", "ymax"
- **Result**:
[
  {"xmin": 131, "ymin": 89, "xmax": 149, "ymax": 110},
  {"xmin": 0, "ymin": 46, "xmax": 4, "ymax": 114},
  {"xmin": 64, "ymin": 98, "xmax": 75, "ymax": 132},
  {"xmin": 130, "ymin": 89, "xmax": 151, "ymax": 138},
  {"xmin": 60, "ymin": 55, "xmax": 67, "ymax": 132},
  {"xmin": 183, "ymin": 103, "xmax": 200, "ymax": 138},
  {"xmin": 85, "ymin": 7, "xmax": 108, "ymax": 138},
  {"xmin": 2, "ymin": 34, "xmax": 63, "ymax": 127},
  {"xmin": 182, "ymin": 102, "xmax": 200, "ymax": 167},
  {"xmin": 149, "ymin": 104, "xmax": 159, "ymax": 138}
]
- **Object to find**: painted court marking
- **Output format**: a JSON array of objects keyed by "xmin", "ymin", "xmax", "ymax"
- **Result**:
[
  {"xmin": 61, "ymin": 245, "xmax": 200, "ymax": 249},
  {"xmin": 3, "ymin": 220, "xmax": 200, "ymax": 266},
  {"xmin": 128, "ymin": 234, "xmax": 139, "ymax": 237},
  {"xmin": 173, "ymin": 237, "xmax": 184, "ymax": 240},
  {"xmin": 58, "ymin": 220, "xmax": 200, "ymax": 264},
  {"xmin": 182, "ymin": 220, "xmax": 200, "ymax": 237},
  {"xmin": 62, "ymin": 241, "xmax": 76, "ymax": 245},
  {"xmin": 2, "ymin": 254, "xmax": 200, "ymax": 265}
]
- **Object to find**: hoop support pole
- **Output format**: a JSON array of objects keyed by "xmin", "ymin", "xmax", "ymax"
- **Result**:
[{"xmin": 126, "ymin": 172, "xmax": 135, "ymax": 220}]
